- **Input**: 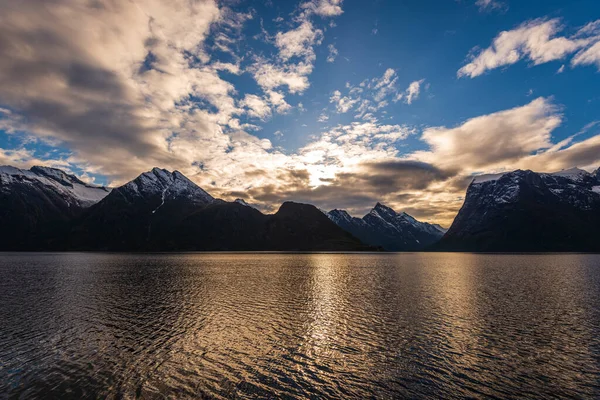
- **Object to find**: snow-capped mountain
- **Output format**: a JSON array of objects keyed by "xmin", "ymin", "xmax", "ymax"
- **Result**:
[
  {"xmin": 435, "ymin": 168, "xmax": 600, "ymax": 252},
  {"xmin": 0, "ymin": 165, "xmax": 110, "ymax": 249},
  {"xmin": 327, "ymin": 203, "xmax": 446, "ymax": 251},
  {"xmin": 0, "ymin": 165, "xmax": 110, "ymax": 207},
  {"xmin": 119, "ymin": 167, "xmax": 214, "ymax": 207}
]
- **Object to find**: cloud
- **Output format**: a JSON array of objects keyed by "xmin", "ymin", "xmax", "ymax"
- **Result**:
[
  {"xmin": 413, "ymin": 97, "xmax": 561, "ymax": 172},
  {"xmin": 240, "ymin": 94, "xmax": 272, "ymax": 120},
  {"xmin": 458, "ymin": 18, "xmax": 600, "ymax": 78},
  {"xmin": 0, "ymin": 0, "xmax": 225, "ymax": 178},
  {"xmin": 301, "ymin": 0, "xmax": 344, "ymax": 18},
  {"xmin": 330, "ymin": 90, "xmax": 359, "ymax": 113},
  {"xmin": 248, "ymin": 2, "xmax": 342, "ymax": 102},
  {"xmin": 275, "ymin": 20, "xmax": 323, "ymax": 61},
  {"xmin": 404, "ymin": 79, "xmax": 425, "ymax": 104},
  {"xmin": 572, "ymin": 41, "xmax": 600, "ymax": 70},
  {"xmin": 329, "ymin": 70, "xmax": 426, "ymax": 117},
  {"xmin": 475, "ymin": 0, "xmax": 507, "ymax": 13},
  {"xmin": 242, "ymin": 159, "xmax": 449, "ymax": 217},
  {"xmin": 249, "ymin": 59, "xmax": 312, "ymax": 93},
  {"xmin": 327, "ymin": 44, "xmax": 338, "ymax": 63}
]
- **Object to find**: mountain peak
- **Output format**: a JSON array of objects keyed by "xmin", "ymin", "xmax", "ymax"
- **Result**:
[
  {"xmin": 234, "ymin": 198, "xmax": 259, "ymax": 210},
  {"xmin": 369, "ymin": 202, "xmax": 397, "ymax": 220},
  {"xmin": 124, "ymin": 168, "xmax": 214, "ymax": 204}
]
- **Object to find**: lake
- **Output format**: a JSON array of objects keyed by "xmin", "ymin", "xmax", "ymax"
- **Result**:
[{"xmin": 1, "ymin": 253, "xmax": 600, "ymax": 398}]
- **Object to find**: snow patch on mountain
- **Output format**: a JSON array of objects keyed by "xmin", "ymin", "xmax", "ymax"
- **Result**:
[
  {"xmin": 550, "ymin": 167, "xmax": 590, "ymax": 181},
  {"xmin": 122, "ymin": 167, "xmax": 214, "ymax": 205},
  {"xmin": 0, "ymin": 165, "xmax": 110, "ymax": 207}
]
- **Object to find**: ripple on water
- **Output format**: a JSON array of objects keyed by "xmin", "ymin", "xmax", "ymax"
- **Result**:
[{"xmin": 1, "ymin": 252, "xmax": 600, "ymax": 399}]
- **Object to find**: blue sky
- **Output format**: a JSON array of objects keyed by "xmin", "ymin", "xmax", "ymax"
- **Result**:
[{"xmin": 0, "ymin": 0, "xmax": 599, "ymax": 224}]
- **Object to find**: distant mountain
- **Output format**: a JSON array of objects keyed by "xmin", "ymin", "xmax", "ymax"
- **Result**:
[
  {"xmin": 0, "ymin": 165, "xmax": 110, "ymax": 250},
  {"xmin": 69, "ymin": 168, "xmax": 369, "ymax": 251},
  {"xmin": 434, "ymin": 168, "xmax": 600, "ymax": 252},
  {"xmin": 327, "ymin": 203, "xmax": 446, "ymax": 251}
]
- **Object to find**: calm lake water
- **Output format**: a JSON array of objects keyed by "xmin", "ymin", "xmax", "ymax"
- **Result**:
[{"xmin": 1, "ymin": 253, "xmax": 600, "ymax": 399}]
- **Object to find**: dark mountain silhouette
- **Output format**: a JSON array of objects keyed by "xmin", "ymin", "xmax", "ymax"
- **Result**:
[{"xmin": 433, "ymin": 168, "xmax": 600, "ymax": 252}]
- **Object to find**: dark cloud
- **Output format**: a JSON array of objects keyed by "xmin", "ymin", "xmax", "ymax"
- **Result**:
[{"xmin": 235, "ymin": 160, "xmax": 451, "ymax": 221}]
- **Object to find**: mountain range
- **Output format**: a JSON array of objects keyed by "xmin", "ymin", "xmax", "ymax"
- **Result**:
[{"xmin": 1, "ymin": 164, "xmax": 600, "ymax": 252}]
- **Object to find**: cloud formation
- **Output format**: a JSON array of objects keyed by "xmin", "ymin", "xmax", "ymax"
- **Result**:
[
  {"xmin": 458, "ymin": 18, "xmax": 600, "ymax": 78},
  {"xmin": 475, "ymin": 0, "xmax": 507, "ymax": 13},
  {"xmin": 0, "ymin": 1, "xmax": 600, "ymax": 228},
  {"xmin": 327, "ymin": 69, "xmax": 426, "ymax": 119}
]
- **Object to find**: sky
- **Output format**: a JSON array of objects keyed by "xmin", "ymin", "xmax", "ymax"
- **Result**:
[{"xmin": 0, "ymin": 0, "xmax": 600, "ymax": 226}]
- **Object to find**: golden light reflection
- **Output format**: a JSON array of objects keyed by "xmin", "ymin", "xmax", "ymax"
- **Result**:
[{"xmin": 301, "ymin": 254, "xmax": 348, "ymax": 363}]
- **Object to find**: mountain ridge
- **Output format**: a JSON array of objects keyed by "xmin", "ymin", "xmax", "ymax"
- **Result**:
[
  {"xmin": 2, "ymin": 164, "xmax": 600, "ymax": 252},
  {"xmin": 327, "ymin": 202, "xmax": 446, "ymax": 251}
]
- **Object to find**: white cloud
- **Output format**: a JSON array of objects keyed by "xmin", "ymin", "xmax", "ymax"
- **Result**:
[
  {"xmin": 266, "ymin": 90, "xmax": 292, "ymax": 114},
  {"xmin": 572, "ymin": 41, "xmax": 600, "ymax": 70},
  {"xmin": 557, "ymin": 64, "xmax": 566, "ymax": 74},
  {"xmin": 327, "ymin": 44, "xmax": 338, "ymax": 63},
  {"xmin": 330, "ymin": 69, "xmax": 425, "ymax": 116},
  {"xmin": 318, "ymin": 113, "xmax": 329, "ymax": 122},
  {"xmin": 458, "ymin": 18, "xmax": 600, "ymax": 78},
  {"xmin": 330, "ymin": 90, "xmax": 359, "ymax": 113},
  {"xmin": 250, "ymin": 59, "xmax": 312, "ymax": 93},
  {"xmin": 301, "ymin": 0, "xmax": 344, "ymax": 18},
  {"xmin": 240, "ymin": 94, "xmax": 271, "ymax": 120},
  {"xmin": 275, "ymin": 20, "xmax": 323, "ymax": 62},
  {"xmin": 412, "ymin": 97, "xmax": 562, "ymax": 172},
  {"xmin": 248, "ymin": 3, "xmax": 343, "ymax": 107},
  {"xmin": 475, "ymin": 0, "xmax": 507, "ymax": 13},
  {"xmin": 404, "ymin": 79, "xmax": 425, "ymax": 104}
]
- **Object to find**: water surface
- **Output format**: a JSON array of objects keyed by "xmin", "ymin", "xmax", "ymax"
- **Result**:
[{"xmin": 1, "ymin": 253, "xmax": 600, "ymax": 398}]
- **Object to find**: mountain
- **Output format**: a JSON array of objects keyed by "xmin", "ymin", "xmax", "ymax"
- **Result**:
[
  {"xmin": 434, "ymin": 168, "xmax": 600, "ymax": 252},
  {"xmin": 70, "ymin": 168, "xmax": 368, "ymax": 251},
  {"xmin": 171, "ymin": 201, "xmax": 368, "ymax": 251},
  {"xmin": 0, "ymin": 165, "xmax": 110, "ymax": 250},
  {"xmin": 327, "ymin": 203, "xmax": 446, "ymax": 251},
  {"xmin": 70, "ymin": 168, "xmax": 215, "ymax": 250}
]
